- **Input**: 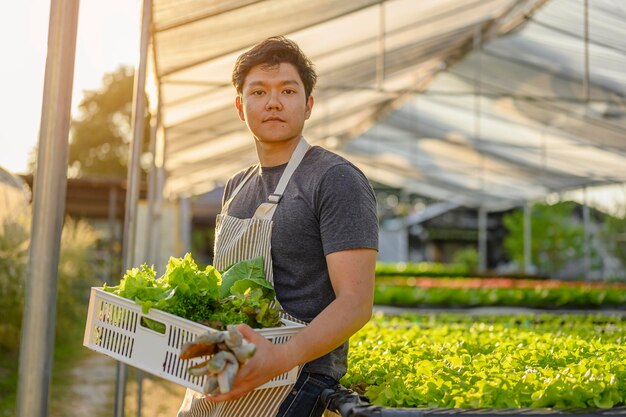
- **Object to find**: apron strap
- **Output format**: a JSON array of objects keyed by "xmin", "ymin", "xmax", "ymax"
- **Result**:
[
  {"xmin": 254, "ymin": 137, "xmax": 310, "ymax": 220},
  {"xmin": 221, "ymin": 164, "xmax": 260, "ymax": 215}
]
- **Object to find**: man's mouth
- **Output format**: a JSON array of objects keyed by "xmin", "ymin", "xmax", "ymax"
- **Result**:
[{"xmin": 263, "ymin": 116, "xmax": 286, "ymax": 123}]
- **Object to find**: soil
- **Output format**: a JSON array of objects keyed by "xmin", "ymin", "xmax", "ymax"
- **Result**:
[
  {"xmin": 124, "ymin": 372, "xmax": 186, "ymax": 416},
  {"xmin": 50, "ymin": 351, "xmax": 185, "ymax": 417},
  {"xmin": 49, "ymin": 352, "xmax": 116, "ymax": 417}
]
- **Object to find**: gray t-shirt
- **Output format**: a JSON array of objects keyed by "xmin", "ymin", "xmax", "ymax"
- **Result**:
[{"xmin": 222, "ymin": 145, "xmax": 378, "ymax": 380}]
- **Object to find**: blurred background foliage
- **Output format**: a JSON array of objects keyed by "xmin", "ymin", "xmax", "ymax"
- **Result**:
[
  {"xmin": 27, "ymin": 66, "xmax": 151, "ymax": 178},
  {"xmin": 0, "ymin": 208, "xmax": 100, "ymax": 414},
  {"xmin": 503, "ymin": 202, "xmax": 586, "ymax": 277},
  {"xmin": 601, "ymin": 211, "xmax": 626, "ymax": 270},
  {"xmin": 68, "ymin": 66, "xmax": 151, "ymax": 178}
]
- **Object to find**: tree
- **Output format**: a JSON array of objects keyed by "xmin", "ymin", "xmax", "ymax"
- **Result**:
[
  {"xmin": 502, "ymin": 201, "xmax": 585, "ymax": 276},
  {"xmin": 67, "ymin": 66, "xmax": 151, "ymax": 178},
  {"xmin": 601, "ymin": 209, "xmax": 626, "ymax": 270}
]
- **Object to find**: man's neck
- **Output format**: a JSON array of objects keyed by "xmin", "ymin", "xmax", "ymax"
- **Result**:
[{"xmin": 255, "ymin": 136, "xmax": 302, "ymax": 167}]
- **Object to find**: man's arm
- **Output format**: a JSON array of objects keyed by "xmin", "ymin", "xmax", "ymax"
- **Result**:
[{"xmin": 206, "ymin": 247, "xmax": 377, "ymax": 401}]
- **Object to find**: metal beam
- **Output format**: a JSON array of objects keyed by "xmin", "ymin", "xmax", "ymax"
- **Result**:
[
  {"xmin": 108, "ymin": 186, "xmax": 119, "ymax": 283},
  {"xmin": 135, "ymin": 102, "xmax": 162, "ymax": 417},
  {"xmin": 524, "ymin": 202, "xmax": 532, "ymax": 274},
  {"xmin": 376, "ymin": 2, "xmax": 385, "ymax": 90},
  {"xmin": 180, "ymin": 196, "xmax": 192, "ymax": 255},
  {"xmin": 583, "ymin": 0, "xmax": 590, "ymax": 103},
  {"xmin": 16, "ymin": 1, "xmax": 80, "ymax": 416},
  {"xmin": 478, "ymin": 208, "xmax": 488, "ymax": 273},
  {"xmin": 583, "ymin": 186, "xmax": 590, "ymax": 279},
  {"xmin": 115, "ymin": 0, "xmax": 152, "ymax": 415}
]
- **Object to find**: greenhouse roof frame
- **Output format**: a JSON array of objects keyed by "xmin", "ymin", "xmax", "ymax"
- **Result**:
[{"xmin": 149, "ymin": 0, "xmax": 626, "ymax": 211}]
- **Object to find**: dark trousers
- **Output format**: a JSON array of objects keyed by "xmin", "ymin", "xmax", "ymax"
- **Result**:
[{"xmin": 275, "ymin": 372, "xmax": 338, "ymax": 417}]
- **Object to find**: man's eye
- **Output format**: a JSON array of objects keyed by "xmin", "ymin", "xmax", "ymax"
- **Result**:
[
  {"xmin": 283, "ymin": 89, "xmax": 296, "ymax": 95},
  {"xmin": 251, "ymin": 90, "xmax": 264, "ymax": 96}
]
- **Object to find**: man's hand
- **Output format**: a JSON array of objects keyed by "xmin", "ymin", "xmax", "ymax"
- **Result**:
[{"xmin": 204, "ymin": 324, "xmax": 295, "ymax": 402}]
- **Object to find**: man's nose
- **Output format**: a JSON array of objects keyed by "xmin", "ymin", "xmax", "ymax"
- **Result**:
[{"xmin": 265, "ymin": 91, "xmax": 282, "ymax": 110}]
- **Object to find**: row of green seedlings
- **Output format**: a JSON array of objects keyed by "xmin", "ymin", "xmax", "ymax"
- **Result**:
[{"xmin": 343, "ymin": 313, "xmax": 626, "ymax": 409}]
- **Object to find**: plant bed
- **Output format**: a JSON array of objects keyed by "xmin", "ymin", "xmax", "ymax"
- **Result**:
[
  {"xmin": 374, "ymin": 278, "xmax": 626, "ymax": 309},
  {"xmin": 375, "ymin": 263, "xmax": 548, "ymax": 280},
  {"xmin": 343, "ymin": 312, "xmax": 626, "ymax": 409},
  {"xmin": 322, "ymin": 385, "xmax": 626, "ymax": 417},
  {"xmin": 376, "ymin": 262, "xmax": 471, "ymax": 278}
]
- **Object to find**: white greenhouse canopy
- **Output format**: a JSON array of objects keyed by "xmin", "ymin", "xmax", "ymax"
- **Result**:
[{"xmin": 149, "ymin": 0, "xmax": 626, "ymax": 211}]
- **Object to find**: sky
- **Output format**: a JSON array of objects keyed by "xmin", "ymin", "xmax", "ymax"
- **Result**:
[{"xmin": 0, "ymin": 0, "xmax": 140, "ymax": 175}]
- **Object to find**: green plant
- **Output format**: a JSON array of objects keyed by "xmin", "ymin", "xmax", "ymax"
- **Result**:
[
  {"xmin": 0, "ymin": 211, "xmax": 100, "ymax": 416},
  {"xmin": 374, "ymin": 282, "xmax": 626, "ymax": 308},
  {"xmin": 56, "ymin": 218, "xmax": 101, "ymax": 345},
  {"xmin": 0, "ymin": 214, "xmax": 30, "ymax": 353},
  {"xmin": 503, "ymin": 202, "xmax": 585, "ymax": 276},
  {"xmin": 375, "ymin": 262, "xmax": 469, "ymax": 278},
  {"xmin": 344, "ymin": 313, "xmax": 626, "ymax": 409},
  {"xmin": 601, "ymin": 210, "xmax": 626, "ymax": 270},
  {"xmin": 105, "ymin": 254, "xmax": 282, "ymax": 329},
  {"xmin": 61, "ymin": 66, "xmax": 151, "ymax": 178},
  {"xmin": 451, "ymin": 247, "xmax": 479, "ymax": 274}
]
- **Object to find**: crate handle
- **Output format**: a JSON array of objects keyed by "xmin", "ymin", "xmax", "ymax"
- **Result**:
[{"xmin": 139, "ymin": 316, "xmax": 167, "ymax": 335}]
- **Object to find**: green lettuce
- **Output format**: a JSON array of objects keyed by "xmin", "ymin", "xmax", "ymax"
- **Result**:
[
  {"xmin": 104, "ymin": 253, "xmax": 282, "ymax": 329},
  {"xmin": 219, "ymin": 256, "xmax": 274, "ymax": 298}
]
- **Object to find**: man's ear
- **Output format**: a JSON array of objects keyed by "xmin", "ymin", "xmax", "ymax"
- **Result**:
[
  {"xmin": 304, "ymin": 95, "xmax": 314, "ymax": 120},
  {"xmin": 235, "ymin": 96, "xmax": 245, "ymax": 121}
]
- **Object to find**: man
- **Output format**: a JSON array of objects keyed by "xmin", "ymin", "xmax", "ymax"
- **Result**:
[{"xmin": 178, "ymin": 36, "xmax": 378, "ymax": 417}]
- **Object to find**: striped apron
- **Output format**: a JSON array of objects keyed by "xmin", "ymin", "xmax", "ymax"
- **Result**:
[{"xmin": 177, "ymin": 137, "xmax": 310, "ymax": 417}]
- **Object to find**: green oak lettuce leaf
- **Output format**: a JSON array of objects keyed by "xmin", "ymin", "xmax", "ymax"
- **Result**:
[
  {"xmin": 205, "ymin": 305, "xmax": 251, "ymax": 330},
  {"xmin": 103, "ymin": 264, "xmax": 171, "ymax": 313},
  {"xmin": 161, "ymin": 253, "xmax": 221, "ymax": 300},
  {"xmin": 219, "ymin": 256, "xmax": 275, "ymax": 299},
  {"xmin": 155, "ymin": 253, "xmax": 221, "ymax": 319},
  {"xmin": 104, "ymin": 253, "xmax": 283, "ymax": 328}
]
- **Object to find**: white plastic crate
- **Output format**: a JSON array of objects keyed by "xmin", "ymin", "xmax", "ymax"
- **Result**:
[{"xmin": 83, "ymin": 287, "xmax": 304, "ymax": 392}]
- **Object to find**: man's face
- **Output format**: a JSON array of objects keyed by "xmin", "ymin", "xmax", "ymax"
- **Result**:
[{"xmin": 236, "ymin": 63, "xmax": 314, "ymax": 146}]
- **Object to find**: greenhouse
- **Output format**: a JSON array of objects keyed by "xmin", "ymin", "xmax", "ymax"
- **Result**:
[{"xmin": 7, "ymin": 0, "xmax": 626, "ymax": 417}]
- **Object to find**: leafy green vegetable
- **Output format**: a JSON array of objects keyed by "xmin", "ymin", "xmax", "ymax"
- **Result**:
[
  {"xmin": 103, "ymin": 264, "xmax": 169, "ymax": 313},
  {"xmin": 343, "ymin": 313, "xmax": 626, "ymax": 409},
  {"xmin": 104, "ymin": 253, "xmax": 282, "ymax": 330},
  {"xmin": 220, "ymin": 256, "xmax": 270, "ymax": 298},
  {"xmin": 215, "ymin": 288, "xmax": 282, "ymax": 329},
  {"xmin": 140, "ymin": 317, "xmax": 166, "ymax": 334},
  {"xmin": 376, "ymin": 261, "xmax": 470, "ymax": 277},
  {"xmin": 374, "ymin": 283, "xmax": 626, "ymax": 309}
]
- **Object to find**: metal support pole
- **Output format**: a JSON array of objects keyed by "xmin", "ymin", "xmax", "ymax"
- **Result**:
[
  {"xmin": 114, "ymin": 0, "xmax": 152, "ymax": 416},
  {"xmin": 478, "ymin": 208, "xmax": 488, "ymax": 273},
  {"xmin": 473, "ymin": 23, "xmax": 487, "ymax": 203},
  {"xmin": 145, "ymin": 113, "xmax": 159, "ymax": 264},
  {"xmin": 376, "ymin": 2, "xmax": 385, "ymax": 91},
  {"xmin": 524, "ymin": 202, "xmax": 532, "ymax": 274},
  {"xmin": 16, "ymin": 1, "xmax": 80, "ymax": 416},
  {"xmin": 583, "ymin": 0, "xmax": 590, "ymax": 103},
  {"xmin": 107, "ymin": 186, "xmax": 118, "ymax": 283},
  {"xmin": 583, "ymin": 186, "xmax": 590, "ymax": 279},
  {"xmin": 135, "ymin": 103, "xmax": 160, "ymax": 417},
  {"xmin": 151, "ymin": 120, "xmax": 166, "ymax": 269},
  {"xmin": 180, "ymin": 196, "xmax": 192, "ymax": 255}
]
